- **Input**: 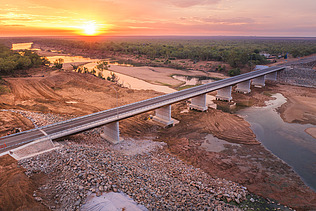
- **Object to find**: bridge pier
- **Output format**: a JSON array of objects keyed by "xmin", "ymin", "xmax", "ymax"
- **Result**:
[
  {"xmin": 236, "ymin": 80, "xmax": 251, "ymax": 93},
  {"xmin": 252, "ymin": 75, "xmax": 266, "ymax": 87},
  {"xmin": 216, "ymin": 86, "xmax": 232, "ymax": 101},
  {"xmin": 152, "ymin": 105, "xmax": 175, "ymax": 126},
  {"xmin": 189, "ymin": 94, "xmax": 208, "ymax": 111},
  {"xmin": 266, "ymin": 72, "xmax": 277, "ymax": 81},
  {"xmin": 100, "ymin": 121, "xmax": 122, "ymax": 144}
]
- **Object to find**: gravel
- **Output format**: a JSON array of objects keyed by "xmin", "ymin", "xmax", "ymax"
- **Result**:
[
  {"xmin": 9, "ymin": 104, "xmax": 248, "ymax": 210},
  {"xmin": 19, "ymin": 142, "xmax": 248, "ymax": 210}
]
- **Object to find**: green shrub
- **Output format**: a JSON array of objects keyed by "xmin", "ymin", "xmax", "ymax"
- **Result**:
[{"xmin": 228, "ymin": 68, "xmax": 241, "ymax": 76}]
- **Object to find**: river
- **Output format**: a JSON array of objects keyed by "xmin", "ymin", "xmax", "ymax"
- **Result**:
[
  {"xmin": 237, "ymin": 93, "xmax": 316, "ymax": 191},
  {"xmin": 14, "ymin": 43, "xmax": 316, "ymax": 191}
]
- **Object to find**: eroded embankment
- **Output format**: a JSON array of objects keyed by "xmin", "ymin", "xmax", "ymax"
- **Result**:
[
  {"xmin": 1, "ymin": 68, "xmax": 316, "ymax": 210},
  {"xmin": 0, "ymin": 155, "xmax": 48, "ymax": 210},
  {"xmin": 156, "ymin": 102, "xmax": 316, "ymax": 210}
]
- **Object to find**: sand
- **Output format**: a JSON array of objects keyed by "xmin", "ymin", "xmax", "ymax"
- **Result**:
[
  {"xmin": 109, "ymin": 65, "xmax": 227, "ymax": 87},
  {"xmin": 305, "ymin": 128, "xmax": 316, "ymax": 139},
  {"xmin": 276, "ymin": 84, "xmax": 316, "ymax": 125}
]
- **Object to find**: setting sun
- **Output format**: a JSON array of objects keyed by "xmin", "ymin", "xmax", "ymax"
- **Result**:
[{"xmin": 82, "ymin": 22, "xmax": 98, "ymax": 36}]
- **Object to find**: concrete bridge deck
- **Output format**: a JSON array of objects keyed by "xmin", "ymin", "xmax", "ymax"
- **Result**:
[{"xmin": 0, "ymin": 66, "xmax": 285, "ymax": 151}]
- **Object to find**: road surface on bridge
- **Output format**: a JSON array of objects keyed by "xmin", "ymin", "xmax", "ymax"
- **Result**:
[{"xmin": 0, "ymin": 66, "xmax": 284, "ymax": 151}]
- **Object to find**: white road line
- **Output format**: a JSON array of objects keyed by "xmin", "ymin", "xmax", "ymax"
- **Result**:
[{"xmin": 39, "ymin": 129, "xmax": 49, "ymax": 137}]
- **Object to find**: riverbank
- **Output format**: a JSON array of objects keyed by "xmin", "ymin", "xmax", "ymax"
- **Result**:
[
  {"xmin": 1, "ymin": 66, "xmax": 315, "ymax": 209},
  {"xmin": 305, "ymin": 128, "xmax": 316, "ymax": 139},
  {"xmin": 276, "ymin": 84, "xmax": 316, "ymax": 125}
]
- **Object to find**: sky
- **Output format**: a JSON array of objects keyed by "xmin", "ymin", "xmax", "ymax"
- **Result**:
[{"xmin": 1, "ymin": 0, "xmax": 316, "ymax": 37}]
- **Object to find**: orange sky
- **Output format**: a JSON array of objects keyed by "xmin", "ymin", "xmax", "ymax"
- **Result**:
[{"xmin": 1, "ymin": 0, "xmax": 316, "ymax": 37}]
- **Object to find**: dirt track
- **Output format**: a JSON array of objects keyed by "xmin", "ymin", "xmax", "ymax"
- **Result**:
[
  {"xmin": 0, "ymin": 69, "xmax": 162, "ymax": 116},
  {"xmin": 1, "ymin": 67, "xmax": 316, "ymax": 210}
]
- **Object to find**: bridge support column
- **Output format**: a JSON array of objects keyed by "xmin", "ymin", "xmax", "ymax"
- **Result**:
[
  {"xmin": 236, "ymin": 80, "xmax": 251, "ymax": 93},
  {"xmin": 266, "ymin": 72, "xmax": 277, "ymax": 81},
  {"xmin": 189, "ymin": 94, "xmax": 208, "ymax": 111},
  {"xmin": 152, "ymin": 105, "xmax": 175, "ymax": 126},
  {"xmin": 252, "ymin": 75, "xmax": 265, "ymax": 87},
  {"xmin": 101, "ymin": 121, "xmax": 122, "ymax": 144},
  {"xmin": 216, "ymin": 86, "xmax": 232, "ymax": 101}
]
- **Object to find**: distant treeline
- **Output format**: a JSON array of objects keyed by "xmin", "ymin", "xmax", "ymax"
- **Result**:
[
  {"xmin": 0, "ymin": 44, "xmax": 49, "ymax": 75},
  {"xmin": 35, "ymin": 38, "xmax": 316, "ymax": 68}
]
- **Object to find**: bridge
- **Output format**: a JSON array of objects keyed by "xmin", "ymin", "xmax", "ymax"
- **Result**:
[{"xmin": 0, "ymin": 66, "xmax": 284, "ymax": 153}]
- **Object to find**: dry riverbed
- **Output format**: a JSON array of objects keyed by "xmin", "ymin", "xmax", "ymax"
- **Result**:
[{"xmin": 1, "ymin": 67, "xmax": 316, "ymax": 210}]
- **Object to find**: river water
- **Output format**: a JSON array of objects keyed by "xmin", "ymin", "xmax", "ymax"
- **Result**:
[
  {"xmin": 237, "ymin": 93, "xmax": 316, "ymax": 191},
  {"xmin": 14, "ymin": 43, "xmax": 316, "ymax": 191}
]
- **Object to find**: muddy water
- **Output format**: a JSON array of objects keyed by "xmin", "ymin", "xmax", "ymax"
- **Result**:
[{"xmin": 237, "ymin": 93, "xmax": 316, "ymax": 191}]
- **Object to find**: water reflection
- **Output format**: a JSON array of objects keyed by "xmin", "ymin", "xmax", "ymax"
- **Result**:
[{"xmin": 237, "ymin": 93, "xmax": 316, "ymax": 191}]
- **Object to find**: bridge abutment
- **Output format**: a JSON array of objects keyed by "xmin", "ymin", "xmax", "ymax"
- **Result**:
[
  {"xmin": 216, "ymin": 86, "xmax": 232, "ymax": 101},
  {"xmin": 236, "ymin": 80, "xmax": 251, "ymax": 93},
  {"xmin": 252, "ymin": 75, "xmax": 266, "ymax": 87},
  {"xmin": 101, "ymin": 121, "xmax": 122, "ymax": 144},
  {"xmin": 266, "ymin": 71, "xmax": 277, "ymax": 81},
  {"xmin": 189, "ymin": 94, "xmax": 208, "ymax": 111},
  {"xmin": 152, "ymin": 105, "xmax": 176, "ymax": 126}
]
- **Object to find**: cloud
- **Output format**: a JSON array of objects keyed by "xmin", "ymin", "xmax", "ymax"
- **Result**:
[
  {"xmin": 4, "ymin": 24, "xmax": 25, "ymax": 26},
  {"xmin": 202, "ymin": 17, "xmax": 255, "ymax": 25},
  {"xmin": 178, "ymin": 16, "xmax": 255, "ymax": 25},
  {"xmin": 167, "ymin": 0, "xmax": 221, "ymax": 8}
]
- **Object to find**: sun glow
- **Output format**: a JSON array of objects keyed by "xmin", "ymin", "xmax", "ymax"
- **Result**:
[{"xmin": 82, "ymin": 22, "xmax": 98, "ymax": 36}]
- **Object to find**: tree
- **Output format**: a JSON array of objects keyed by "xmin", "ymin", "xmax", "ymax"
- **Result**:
[
  {"xmin": 70, "ymin": 64, "xmax": 79, "ymax": 70},
  {"xmin": 53, "ymin": 58, "xmax": 64, "ymax": 69},
  {"xmin": 228, "ymin": 68, "xmax": 241, "ymax": 76},
  {"xmin": 41, "ymin": 57, "xmax": 51, "ymax": 66},
  {"xmin": 107, "ymin": 72, "xmax": 119, "ymax": 83},
  {"xmin": 96, "ymin": 60, "xmax": 108, "ymax": 71}
]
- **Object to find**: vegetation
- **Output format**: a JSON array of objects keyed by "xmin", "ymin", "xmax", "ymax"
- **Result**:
[
  {"xmin": 35, "ymin": 37, "xmax": 316, "ymax": 70},
  {"xmin": 96, "ymin": 60, "xmax": 109, "ymax": 71},
  {"xmin": 228, "ymin": 68, "xmax": 241, "ymax": 76},
  {"xmin": 53, "ymin": 58, "xmax": 64, "ymax": 69},
  {"xmin": 0, "ymin": 44, "xmax": 48, "ymax": 75},
  {"xmin": 107, "ymin": 72, "xmax": 119, "ymax": 83}
]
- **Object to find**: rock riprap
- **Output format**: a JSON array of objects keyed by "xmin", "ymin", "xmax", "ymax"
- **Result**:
[{"xmin": 19, "ymin": 143, "xmax": 248, "ymax": 210}]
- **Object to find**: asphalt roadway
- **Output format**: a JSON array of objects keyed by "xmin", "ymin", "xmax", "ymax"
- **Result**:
[{"xmin": 0, "ymin": 66, "xmax": 285, "ymax": 151}]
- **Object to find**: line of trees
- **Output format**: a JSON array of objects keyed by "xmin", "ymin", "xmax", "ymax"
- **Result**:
[
  {"xmin": 35, "ymin": 38, "xmax": 316, "ymax": 68},
  {"xmin": 0, "ymin": 44, "xmax": 50, "ymax": 75}
]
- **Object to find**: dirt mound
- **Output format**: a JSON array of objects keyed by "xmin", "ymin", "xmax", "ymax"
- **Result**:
[
  {"xmin": 166, "ymin": 137, "xmax": 316, "ymax": 210},
  {"xmin": 155, "ymin": 102, "xmax": 316, "ymax": 210},
  {"xmin": 1, "ymin": 70, "xmax": 162, "ymax": 116},
  {"xmin": 0, "ymin": 155, "xmax": 47, "ymax": 210},
  {"xmin": 158, "ymin": 102, "xmax": 258, "ymax": 145},
  {"xmin": 0, "ymin": 111, "xmax": 34, "ymax": 137}
]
